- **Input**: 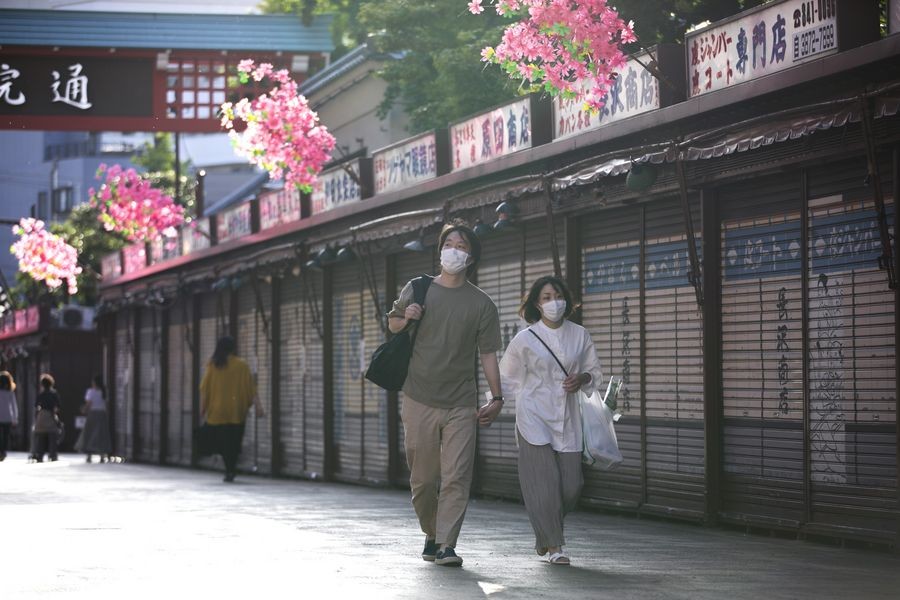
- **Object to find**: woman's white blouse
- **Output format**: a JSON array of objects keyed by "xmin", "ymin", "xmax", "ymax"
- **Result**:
[{"xmin": 499, "ymin": 320, "xmax": 603, "ymax": 452}]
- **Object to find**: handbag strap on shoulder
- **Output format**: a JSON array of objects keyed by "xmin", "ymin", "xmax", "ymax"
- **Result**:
[
  {"xmin": 528, "ymin": 328, "xmax": 569, "ymax": 376},
  {"xmin": 407, "ymin": 275, "xmax": 434, "ymax": 349}
]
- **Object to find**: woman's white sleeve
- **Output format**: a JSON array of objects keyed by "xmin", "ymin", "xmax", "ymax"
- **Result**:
[
  {"xmin": 579, "ymin": 329, "xmax": 604, "ymax": 396},
  {"xmin": 499, "ymin": 337, "xmax": 525, "ymax": 400}
]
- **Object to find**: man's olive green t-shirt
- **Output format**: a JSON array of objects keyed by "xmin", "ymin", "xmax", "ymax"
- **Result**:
[{"xmin": 388, "ymin": 279, "xmax": 502, "ymax": 409}]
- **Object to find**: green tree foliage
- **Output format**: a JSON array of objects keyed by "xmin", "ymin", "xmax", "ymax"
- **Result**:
[
  {"xmin": 261, "ymin": 0, "xmax": 768, "ymax": 133},
  {"xmin": 131, "ymin": 132, "xmax": 196, "ymax": 217}
]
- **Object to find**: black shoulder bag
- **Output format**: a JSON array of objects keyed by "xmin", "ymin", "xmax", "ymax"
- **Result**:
[{"xmin": 365, "ymin": 275, "xmax": 433, "ymax": 391}]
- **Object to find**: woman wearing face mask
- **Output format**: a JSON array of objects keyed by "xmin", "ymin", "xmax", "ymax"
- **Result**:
[{"xmin": 499, "ymin": 276, "xmax": 603, "ymax": 565}]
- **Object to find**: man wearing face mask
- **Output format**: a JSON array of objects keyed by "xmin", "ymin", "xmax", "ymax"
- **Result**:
[
  {"xmin": 498, "ymin": 275, "xmax": 603, "ymax": 565},
  {"xmin": 387, "ymin": 221, "xmax": 503, "ymax": 567}
]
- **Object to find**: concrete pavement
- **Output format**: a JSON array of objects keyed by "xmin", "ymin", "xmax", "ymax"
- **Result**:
[{"xmin": 2, "ymin": 452, "xmax": 898, "ymax": 599}]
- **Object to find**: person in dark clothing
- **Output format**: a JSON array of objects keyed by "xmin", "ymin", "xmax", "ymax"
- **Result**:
[{"xmin": 33, "ymin": 374, "xmax": 61, "ymax": 462}]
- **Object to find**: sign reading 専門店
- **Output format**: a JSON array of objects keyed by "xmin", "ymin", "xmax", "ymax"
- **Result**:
[
  {"xmin": 686, "ymin": 0, "xmax": 840, "ymax": 98},
  {"xmin": 373, "ymin": 132, "xmax": 439, "ymax": 195}
]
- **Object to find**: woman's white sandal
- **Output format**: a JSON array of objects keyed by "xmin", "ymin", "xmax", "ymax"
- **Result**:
[{"xmin": 548, "ymin": 552, "xmax": 570, "ymax": 565}]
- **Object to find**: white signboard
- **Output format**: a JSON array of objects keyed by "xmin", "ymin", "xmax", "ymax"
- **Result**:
[
  {"xmin": 311, "ymin": 162, "xmax": 361, "ymax": 215},
  {"xmin": 686, "ymin": 0, "xmax": 838, "ymax": 97},
  {"xmin": 553, "ymin": 54, "xmax": 659, "ymax": 141},
  {"xmin": 259, "ymin": 187, "xmax": 301, "ymax": 230},
  {"xmin": 373, "ymin": 132, "xmax": 438, "ymax": 195},
  {"xmin": 182, "ymin": 219, "xmax": 211, "ymax": 256},
  {"xmin": 451, "ymin": 98, "xmax": 531, "ymax": 172}
]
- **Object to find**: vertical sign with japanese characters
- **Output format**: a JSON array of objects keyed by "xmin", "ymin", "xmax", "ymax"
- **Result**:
[
  {"xmin": 259, "ymin": 187, "xmax": 302, "ymax": 230},
  {"xmin": 686, "ymin": 0, "xmax": 839, "ymax": 98},
  {"xmin": 216, "ymin": 202, "xmax": 253, "ymax": 243},
  {"xmin": 553, "ymin": 54, "xmax": 660, "ymax": 141},
  {"xmin": 310, "ymin": 163, "xmax": 361, "ymax": 215},
  {"xmin": 373, "ymin": 132, "xmax": 438, "ymax": 195},
  {"xmin": 450, "ymin": 98, "xmax": 531, "ymax": 172}
]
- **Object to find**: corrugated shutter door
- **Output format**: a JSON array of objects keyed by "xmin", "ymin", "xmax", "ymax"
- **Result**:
[
  {"xmin": 805, "ymin": 185, "xmax": 896, "ymax": 538},
  {"xmin": 643, "ymin": 198, "xmax": 705, "ymax": 516},
  {"xmin": 720, "ymin": 175, "xmax": 805, "ymax": 525},
  {"xmin": 394, "ymin": 249, "xmax": 436, "ymax": 485},
  {"xmin": 361, "ymin": 256, "xmax": 389, "ymax": 483},
  {"xmin": 473, "ymin": 229, "xmax": 523, "ymax": 498},
  {"xmin": 581, "ymin": 206, "xmax": 642, "ymax": 508},
  {"xmin": 304, "ymin": 270, "xmax": 327, "ymax": 477},
  {"xmin": 279, "ymin": 273, "xmax": 307, "ymax": 477},
  {"xmin": 237, "ymin": 283, "xmax": 272, "ymax": 475},
  {"xmin": 166, "ymin": 298, "xmax": 192, "ymax": 466},
  {"xmin": 136, "ymin": 311, "xmax": 158, "ymax": 462},
  {"xmin": 114, "ymin": 310, "xmax": 133, "ymax": 460},
  {"xmin": 331, "ymin": 261, "xmax": 364, "ymax": 482}
]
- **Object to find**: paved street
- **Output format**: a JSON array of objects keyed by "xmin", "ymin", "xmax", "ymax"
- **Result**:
[{"xmin": 2, "ymin": 452, "xmax": 898, "ymax": 599}]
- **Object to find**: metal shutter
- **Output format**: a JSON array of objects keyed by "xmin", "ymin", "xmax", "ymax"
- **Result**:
[
  {"xmin": 804, "ymin": 180, "xmax": 896, "ymax": 539},
  {"xmin": 303, "ymin": 269, "xmax": 327, "ymax": 478},
  {"xmin": 331, "ymin": 261, "xmax": 364, "ymax": 482},
  {"xmin": 719, "ymin": 174, "xmax": 805, "ymax": 526},
  {"xmin": 114, "ymin": 310, "xmax": 133, "ymax": 460},
  {"xmin": 360, "ymin": 254, "xmax": 390, "ymax": 484},
  {"xmin": 166, "ymin": 298, "xmax": 193, "ymax": 467},
  {"xmin": 581, "ymin": 206, "xmax": 643, "ymax": 508},
  {"xmin": 393, "ymin": 249, "xmax": 437, "ymax": 485},
  {"xmin": 237, "ymin": 282, "xmax": 272, "ymax": 475},
  {"xmin": 136, "ymin": 309, "xmax": 160, "ymax": 463},
  {"xmin": 473, "ymin": 228, "xmax": 524, "ymax": 498},
  {"xmin": 279, "ymin": 272, "xmax": 307, "ymax": 477},
  {"xmin": 643, "ymin": 198, "xmax": 705, "ymax": 517}
]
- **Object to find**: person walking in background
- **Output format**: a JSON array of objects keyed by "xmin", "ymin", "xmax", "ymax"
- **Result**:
[
  {"xmin": 199, "ymin": 336, "xmax": 265, "ymax": 482},
  {"xmin": 499, "ymin": 276, "xmax": 603, "ymax": 565},
  {"xmin": 32, "ymin": 374, "xmax": 61, "ymax": 463},
  {"xmin": 80, "ymin": 375, "xmax": 112, "ymax": 463},
  {"xmin": 0, "ymin": 371, "xmax": 18, "ymax": 461},
  {"xmin": 387, "ymin": 221, "xmax": 504, "ymax": 567}
]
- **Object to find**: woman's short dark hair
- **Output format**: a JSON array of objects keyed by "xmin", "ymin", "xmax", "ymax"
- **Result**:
[
  {"xmin": 40, "ymin": 373, "xmax": 55, "ymax": 390},
  {"xmin": 438, "ymin": 220, "xmax": 481, "ymax": 277},
  {"xmin": 519, "ymin": 276, "xmax": 576, "ymax": 324},
  {"xmin": 0, "ymin": 373, "xmax": 11, "ymax": 391},
  {"xmin": 212, "ymin": 336, "xmax": 236, "ymax": 368},
  {"xmin": 93, "ymin": 374, "xmax": 106, "ymax": 397}
]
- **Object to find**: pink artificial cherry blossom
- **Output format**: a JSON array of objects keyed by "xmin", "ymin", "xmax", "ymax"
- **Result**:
[
  {"xmin": 11, "ymin": 218, "xmax": 82, "ymax": 295},
  {"xmin": 472, "ymin": 0, "xmax": 636, "ymax": 112},
  {"xmin": 220, "ymin": 60, "xmax": 336, "ymax": 193}
]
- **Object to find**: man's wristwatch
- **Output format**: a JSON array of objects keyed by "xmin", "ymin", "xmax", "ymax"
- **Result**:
[{"xmin": 491, "ymin": 396, "xmax": 504, "ymax": 404}]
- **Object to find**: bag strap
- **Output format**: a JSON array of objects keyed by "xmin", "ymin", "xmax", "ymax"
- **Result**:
[
  {"xmin": 407, "ymin": 275, "xmax": 434, "ymax": 350},
  {"xmin": 528, "ymin": 328, "xmax": 569, "ymax": 376}
]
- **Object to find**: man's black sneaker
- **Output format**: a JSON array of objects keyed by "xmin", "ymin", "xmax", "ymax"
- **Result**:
[
  {"xmin": 422, "ymin": 539, "xmax": 438, "ymax": 561},
  {"xmin": 434, "ymin": 547, "xmax": 463, "ymax": 567}
]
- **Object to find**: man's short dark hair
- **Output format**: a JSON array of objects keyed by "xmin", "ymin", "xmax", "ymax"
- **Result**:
[
  {"xmin": 438, "ymin": 220, "xmax": 481, "ymax": 277},
  {"xmin": 519, "ymin": 276, "xmax": 576, "ymax": 324}
]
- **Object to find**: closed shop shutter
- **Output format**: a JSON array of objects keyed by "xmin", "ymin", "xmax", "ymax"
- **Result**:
[
  {"xmin": 166, "ymin": 298, "xmax": 193, "ymax": 466},
  {"xmin": 331, "ymin": 261, "xmax": 364, "ymax": 482},
  {"xmin": 643, "ymin": 198, "xmax": 705, "ymax": 516},
  {"xmin": 394, "ymin": 248, "xmax": 437, "ymax": 485},
  {"xmin": 360, "ymin": 254, "xmax": 390, "ymax": 483},
  {"xmin": 237, "ymin": 282, "xmax": 273, "ymax": 475},
  {"xmin": 136, "ymin": 309, "xmax": 160, "ymax": 463},
  {"xmin": 719, "ymin": 174, "xmax": 805, "ymax": 525},
  {"xmin": 303, "ymin": 270, "xmax": 327, "ymax": 477},
  {"xmin": 474, "ymin": 228, "xmax": 524, "ymax": 498},
  {"xmin": 279, "ymin": 273, "xmax": 306, "ymax": 476},
  {"xmin": 804, "ymin": 167, "xmax": 896, "ymax": 539},
  {"xmin": 114, "ymin": 310, "xmax": 133, "ymax": 460},
  {"xmin": 581, "ymin": 206, "xmax": 642, "ymax": 508}
]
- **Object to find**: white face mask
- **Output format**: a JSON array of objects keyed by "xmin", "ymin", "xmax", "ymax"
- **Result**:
[
  {"xmin": 540, "ymin": 299, "xmax": 567, "ymax": 322},
  {"xmin": 440, "ymin": 248, "xmax": 469, "ymax": 275}
]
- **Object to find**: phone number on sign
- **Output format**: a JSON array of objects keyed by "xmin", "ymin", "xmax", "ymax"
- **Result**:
[{"xmin": 793, "ymin": 23, "xmax": 835, "ymax": 61}]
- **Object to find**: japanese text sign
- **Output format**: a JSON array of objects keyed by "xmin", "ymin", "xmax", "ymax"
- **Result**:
[
  {"xmin": 101, "ymin": 252, "xmax": 122, "ymax": 281},
  {"xmin": 311, "ymin": 163, "xmax": 361, "ymax": 215},
  {"xmin": 373, "ymin": 132, "xmax": 438, "ymax": 195},
  {"xmin": 259, "ymin": 187, "xmax": 302, "ymax": 230},
  {"xmin": 216, "ymin": 202, "xmax": 253, "ymax": 243},
  {"xmin": 553, "ymin": 53, "xmax": 660, "ymax": 141},
  {"xmin": 686, "ymin": 0, "xmax": 838, "ymax": 98},
  {"xmin": 451, "ymin": 98, "xmax": 532, "ymax": 172},
  {"xmin": 182, "ymin": 220, "xmax": 211, "ymax": 256},
  {"xmin": 122, "ymin": 243, "xmax": 147, "ymax": 275}
]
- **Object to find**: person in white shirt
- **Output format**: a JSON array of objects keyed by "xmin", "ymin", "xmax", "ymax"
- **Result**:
[
  {"xmin": 499, "ymin": 276, "xmax": 603, "ymax": 565},
  {"xmin": 0, "ymin": 371, "xmax": 18, "ymax": 461},
  {"xmin": 79, "ymin": 375, "xmax": 112, "ymax": 463}
]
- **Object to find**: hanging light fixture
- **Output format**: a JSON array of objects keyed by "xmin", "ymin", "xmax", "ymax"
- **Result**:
[
  {"xmin": 317, "ymin": 246, "xmax": 337, "ymax": 264},
  {"xmin": 473, "ymin": 218, "xmax": 492, "ymax": 237},
  {"xmin": 336, "ymin": 246, "xmax": 356, "ymax": 262},
  {"xmin": 403, "ymin": 231, "xmax": 427, "ymax": 252},
  {"xmin": 493, "ymin": 201, "xmax": 517, "ymax": 232},
  {"xmin": 625, "ymin": 161, "xmax": 657, "ymax": 192}
]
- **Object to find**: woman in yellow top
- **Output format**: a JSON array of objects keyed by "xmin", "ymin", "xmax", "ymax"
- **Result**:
[{"xmin": 200, "ymin": 336, "xmax": 265, "ymax": 482}]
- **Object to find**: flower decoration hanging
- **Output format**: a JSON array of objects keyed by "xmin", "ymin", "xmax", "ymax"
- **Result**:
[
  {"xmin": 89, "ymin": 164, "xmax": 185, "ymax": 244},
  {"xmin": 470, "ymin": 0, "xmax": 637, "ymax": 112},
  {"xmin": 220, "ymin": 60, "xmax": 336, "ymax": 193},
  {"xmin": 10, "ymin": 218, "xmax": 82, "ymax": 295}
]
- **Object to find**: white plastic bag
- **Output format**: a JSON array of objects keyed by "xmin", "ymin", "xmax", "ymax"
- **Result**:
[{"xmin": 579, "ymin": 377, "xmax": 623, "ymax": 469}]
